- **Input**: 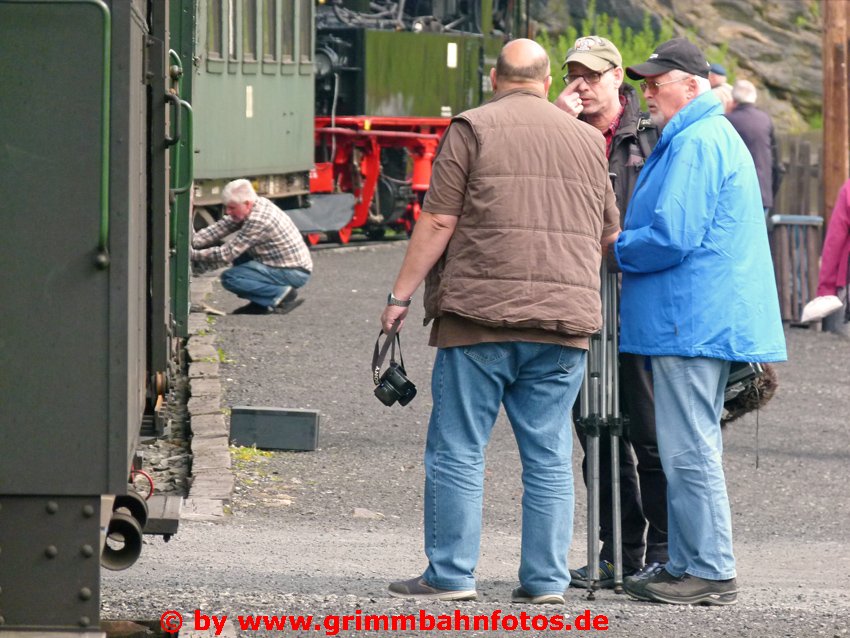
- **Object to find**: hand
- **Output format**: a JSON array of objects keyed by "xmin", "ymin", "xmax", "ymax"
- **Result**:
[
  {"xmin": 554, "ymin": 80, "xmax": 584, "ymax": 117},
  {"xmin": 380, "ymin": 305, "xmax": 408, "ymax": 334}
]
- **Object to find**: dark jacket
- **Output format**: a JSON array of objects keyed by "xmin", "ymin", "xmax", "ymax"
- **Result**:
[
  {"xmin": 604, "ymin": 84, "xmax": 658, "ymax": 223},
  {"xmin": 423, "ymin": 89, "xmax": 619, "ymax": 337},
  {"xmin": 726, "ymin": 103, "xmax": 778, "ymax": 209}
]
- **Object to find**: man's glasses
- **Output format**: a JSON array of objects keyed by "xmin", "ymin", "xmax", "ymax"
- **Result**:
[
  {"xmin": 563, "ymin": 65, "xmax": 615, "ymax": 86},
  {"xmin": 639, "ymin": 76, "xmax": 690, "ymax": 92}
]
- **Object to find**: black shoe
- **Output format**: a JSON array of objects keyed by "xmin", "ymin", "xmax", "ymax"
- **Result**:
[
  {"xmin": 232, "ymin": 302, "xmax": 273, "ymax": 315},
  {"xmin": 644, "ymin": 573, "xmax": 738, "ymax": 606},
  {"xmin": 280, "ymin": 287, "xmax": 298, "ymax": 304},
  {"xmin": 273, "ymin": 297, "xmax": 304, "ymax": 315},
  {"xmin": 624, "ymin": 562, "xmax": 665, "ymax": 589},
  {"xmin": 624, "ymin": 566, "xmax": 680, "ymax": 602},
  {"xmin": 570, "ymin": 560, "xmax": 636, "ymax": 589}
]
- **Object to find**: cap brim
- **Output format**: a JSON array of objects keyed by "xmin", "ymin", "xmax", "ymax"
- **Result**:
[
  {"xmin": 625, "ymin": 61, "xmax": 674, "ymax": 80},
  {"xmin": 565, "ymin": 51, "xmax": 614, "ymax": 72}
]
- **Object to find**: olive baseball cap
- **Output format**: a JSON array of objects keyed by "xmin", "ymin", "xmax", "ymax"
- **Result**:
[
  {"xmin": 564, "ymin": 36, "xmax": 622, "ymax": 72},
  {"xmin": 626, "ymin": 38, "xmax": 710, "ymax": 80}
]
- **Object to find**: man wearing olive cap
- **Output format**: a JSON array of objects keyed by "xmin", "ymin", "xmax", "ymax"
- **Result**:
[
  {"xmin": 613, "ymin": 38, "xmax": 787, "ymax": 605},
  {"xmin": 555, "ymin": 35, "xmax": 668, "ymax": 592}
]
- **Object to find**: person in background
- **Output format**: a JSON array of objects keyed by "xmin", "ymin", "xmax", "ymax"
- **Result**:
[
  {"xmin": 801, "ymin": 179, "xmax": 850, "ymax": 330},
  {"xmin": 726, "ymin": 79, "xmax": 781, "ymax": 214},
  {"xmin": 615, "ymin": 38, "xmax": 787, "ymax": 606},
  {"xmin": 191, "ymin": 179, "xmax": 312, "ymax": 315},
  {"xmin": 708, "ymin": 62, "xmax": 729, "ymax": 89},
  {"xmin": 554, "ymin": 35, "xmax": 668, "ymax": 590},
  {"xmin": 380, "ymin": 38, "xmax": 619, "ymax": 604},
  {"xmin": 711, "ymin": 83, "xmax": 734, "ymax": 113}
]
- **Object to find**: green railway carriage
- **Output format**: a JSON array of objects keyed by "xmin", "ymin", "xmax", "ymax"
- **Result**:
[{"xmin": 190, "ymin": 0, "xmax": 316, "ymax": 214}]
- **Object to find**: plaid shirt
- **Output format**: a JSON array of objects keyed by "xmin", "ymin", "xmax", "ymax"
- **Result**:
[
  {"xmin": 191, "ymin": 197, "xmax": 312, "ymax": 271},
  {"xmin": 602, "ymin": 96, "xmax": 627, "ymax": 159}
]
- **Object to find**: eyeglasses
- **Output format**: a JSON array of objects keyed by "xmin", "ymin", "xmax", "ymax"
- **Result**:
[
  {"xmin": 563, "ymin": 65, "xmax": 615, "ymax": 86},
  {"xmin": 640, "ymin": 76, "xmax": 690, "ymax": 92}
]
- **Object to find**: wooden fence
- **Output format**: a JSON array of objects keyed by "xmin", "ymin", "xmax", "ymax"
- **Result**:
[{"xmin": 770, "ymin": 133, "xmax": 824, "ymax": 323}]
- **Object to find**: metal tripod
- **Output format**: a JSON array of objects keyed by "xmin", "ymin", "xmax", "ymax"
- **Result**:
[{"xmin": 575, "ymin": 259, "xmax": 625, "ymax": 598}]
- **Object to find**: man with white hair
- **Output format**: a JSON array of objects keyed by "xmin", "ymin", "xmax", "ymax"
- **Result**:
[
  {"xmin": 614, "ymin": 38, "xmax": 787, "ymax": 605},
  {"xmin": 192, "ymin": 179, "xmax": 313, "ymax": 314},
  {"xmin": 727, "ymin": 79, "xmax": 781, "ymax": 213}
]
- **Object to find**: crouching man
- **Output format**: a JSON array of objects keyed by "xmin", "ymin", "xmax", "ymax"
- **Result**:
[{"xmin": 192, "ymin": 179, "xmax": 312, "ymax": 315}]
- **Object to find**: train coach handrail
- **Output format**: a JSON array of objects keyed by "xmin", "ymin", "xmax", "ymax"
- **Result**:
[
  {"xmin": 164, "ymin": 92, "xmax": 182, "ymax": 147},
  {"xmin": 170, "ymin": 99, "xmax": 194, "ymax": 196}
]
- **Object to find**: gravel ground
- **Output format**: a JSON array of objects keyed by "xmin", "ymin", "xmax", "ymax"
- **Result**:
[{"xmin": 103, "ymin": 240, "xmax": 850, "ymax": 637}]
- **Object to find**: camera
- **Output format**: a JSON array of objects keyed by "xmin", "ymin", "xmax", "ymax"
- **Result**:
[{"xmin": 374, "ymin": 361, "xmax": 417, "ymax": 406}]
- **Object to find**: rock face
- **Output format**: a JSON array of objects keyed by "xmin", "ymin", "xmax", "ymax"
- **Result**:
[{"xmin": 536, "ymin": 0, "xmax": 822, "ymax": 132}]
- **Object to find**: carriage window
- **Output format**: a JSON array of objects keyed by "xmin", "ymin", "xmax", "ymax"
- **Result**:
[
  {"xmin": 208, "ymin": 0, "xmax": 223, "ymax": 59},
  {"xmin": 243, "ymin": 0, "xmax": 257, "ymax": 61},
  {"xmin": 262, "ymin": 0, "xmax": 277, "ymax": 61},
  {"xmin": 299, "ymin": 0, "xmax": 312, "ymax": 63},
  {"xmin": 281, "ymin": 0, "xmax": 295, "ymax": 62},
  {"xmin": 228, "ymin": 0, "xmax": 237, "ymax": 61}
]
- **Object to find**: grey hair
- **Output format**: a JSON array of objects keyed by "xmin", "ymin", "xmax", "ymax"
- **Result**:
[
  {"xmin": 732, "ymin": 79, "xmax": 758, "ymax": 104},
  {"xmin": 222, "ymin": 178, "xmax": 257, "ymax": 205}
]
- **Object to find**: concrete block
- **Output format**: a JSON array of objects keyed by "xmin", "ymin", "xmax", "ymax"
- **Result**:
[{"xmin": 230, "ymin": 406, "xmax": 320, "ymax": 451}]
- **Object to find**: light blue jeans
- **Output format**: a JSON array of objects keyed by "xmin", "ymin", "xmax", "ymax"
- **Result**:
[
  {"xmin": 220, "ymin": 257, "xmax": 310, "ymax": 308},
  {"xmin": 651, "ymin": 355, "xmax": 735, "ymax": 581},
  {"xmin": 421, "ymin": 342, "xmax": 586, "ymax": 596}
]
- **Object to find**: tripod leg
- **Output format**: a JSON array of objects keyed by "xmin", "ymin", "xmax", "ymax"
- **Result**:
[
  {"xmin": 586, "ymin": 427, "xmax": 600, "ymax": 599},
  {"xmin": 607, "ymin": 271, "xmax": 624, "ymax": 593}
]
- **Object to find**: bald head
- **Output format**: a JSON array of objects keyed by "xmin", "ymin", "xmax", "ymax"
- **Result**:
[{"xmin": 493, "ymin": 38, "xmax": 551, "ymax": 92}]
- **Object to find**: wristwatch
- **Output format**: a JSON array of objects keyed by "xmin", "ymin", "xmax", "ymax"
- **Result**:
[{"xmin": 387, "ymin": 292, "xmax": 412, "ymax": 307}]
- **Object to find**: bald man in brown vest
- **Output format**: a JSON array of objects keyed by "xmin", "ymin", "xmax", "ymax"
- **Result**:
[{"xmin": 379, "ymin": 38, "xmax": 619, "ymax": 604}]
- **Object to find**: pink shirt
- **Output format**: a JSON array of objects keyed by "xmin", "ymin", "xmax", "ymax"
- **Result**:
[{"xmin": 817, "ymin": 179, "xmax": 850, "ymax": 297}]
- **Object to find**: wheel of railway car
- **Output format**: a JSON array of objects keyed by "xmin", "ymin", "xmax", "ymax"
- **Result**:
[
  {"xmin": 101, "ymin": 512, "xmax": 144, "ymax": 571},
  {"xmin": 113, "ymin": 489, "xmax": 149, "ymax": 529},
  {"xmin": 327, "ymin": 227, "xmax": 352, "ymax": 244},
  {"xmin": 193, "ymin": 206, "xmax": 217, "ymax": 231},
  {"xmin": 365, "ymin": 226, "xmax": 386, "ymax": 241}
]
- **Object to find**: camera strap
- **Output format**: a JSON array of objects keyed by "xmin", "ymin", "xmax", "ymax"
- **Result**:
[{"xmin": 372, "ymin": 323, "xmax": 405, "ymax": 385}]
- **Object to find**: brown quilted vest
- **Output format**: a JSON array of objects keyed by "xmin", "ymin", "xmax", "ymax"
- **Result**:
[{"xmin": 423, "ymin": 88, "xmax": 616, "ymax": 337}]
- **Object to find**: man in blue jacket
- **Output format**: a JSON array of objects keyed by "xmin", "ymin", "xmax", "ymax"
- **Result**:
[{"xmin": 613, "ymin": 39, "xmax": 787, "ymax": 606}]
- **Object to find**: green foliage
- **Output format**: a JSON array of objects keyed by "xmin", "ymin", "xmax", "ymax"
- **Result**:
[
  {"xmin": 806, "ymin": 110, "xmax": 823, "ymax": 130},
  {"xmin": 230, "ymin": 444, "xmax": 274, "ymax": 463}
]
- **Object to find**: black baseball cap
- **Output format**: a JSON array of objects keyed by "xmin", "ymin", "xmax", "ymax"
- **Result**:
[{"xmin": 626, "ymin": 38, "xmax": 710, "ymax": 80}]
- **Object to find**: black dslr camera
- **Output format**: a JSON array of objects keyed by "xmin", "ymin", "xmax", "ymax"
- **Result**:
[
  {"xmin": 374, "ymin": 360, "xmax": 417, "ymax": 406},
  {"xmin": 372, "ymin": 328, "xmax": 416, "ymax": 407}
]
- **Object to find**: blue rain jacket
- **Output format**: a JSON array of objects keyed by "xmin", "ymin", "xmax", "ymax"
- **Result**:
[{"xmin": 614, "ymin": 92, "xmax": 787, "ymax": 362}]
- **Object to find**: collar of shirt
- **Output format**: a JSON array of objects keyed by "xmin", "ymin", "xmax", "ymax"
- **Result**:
[{"xmin": 603, "ymin": 95, "xmax": 627, "ymax": 159}]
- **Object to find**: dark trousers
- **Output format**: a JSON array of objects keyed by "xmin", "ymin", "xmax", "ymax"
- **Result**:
[{"xmin": 575, "ymin": 353, "xmax": 668, "ymax": 570}]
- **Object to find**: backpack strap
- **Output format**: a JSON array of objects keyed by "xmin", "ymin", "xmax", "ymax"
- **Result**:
[{"xmin": 635, "ymin": 114, "xmax": 658, "ymax": 160}]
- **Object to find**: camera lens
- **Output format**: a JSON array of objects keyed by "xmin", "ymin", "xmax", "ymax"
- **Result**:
[{"xmin": 374, "ymin": 383, "xmax": 398, "ymax": 406}]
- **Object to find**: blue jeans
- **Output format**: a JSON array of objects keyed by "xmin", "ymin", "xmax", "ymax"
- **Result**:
[
  {"xmin": 220, "ymin": 257, "xmax": 310, "ymax": 308},
  {"xmin": 651, "ymin": 356, "xmax": 735, "ymax": 581},
  {"xmin": 421, "ymin": 342, "xmax": 586, "ymax": 595}
]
